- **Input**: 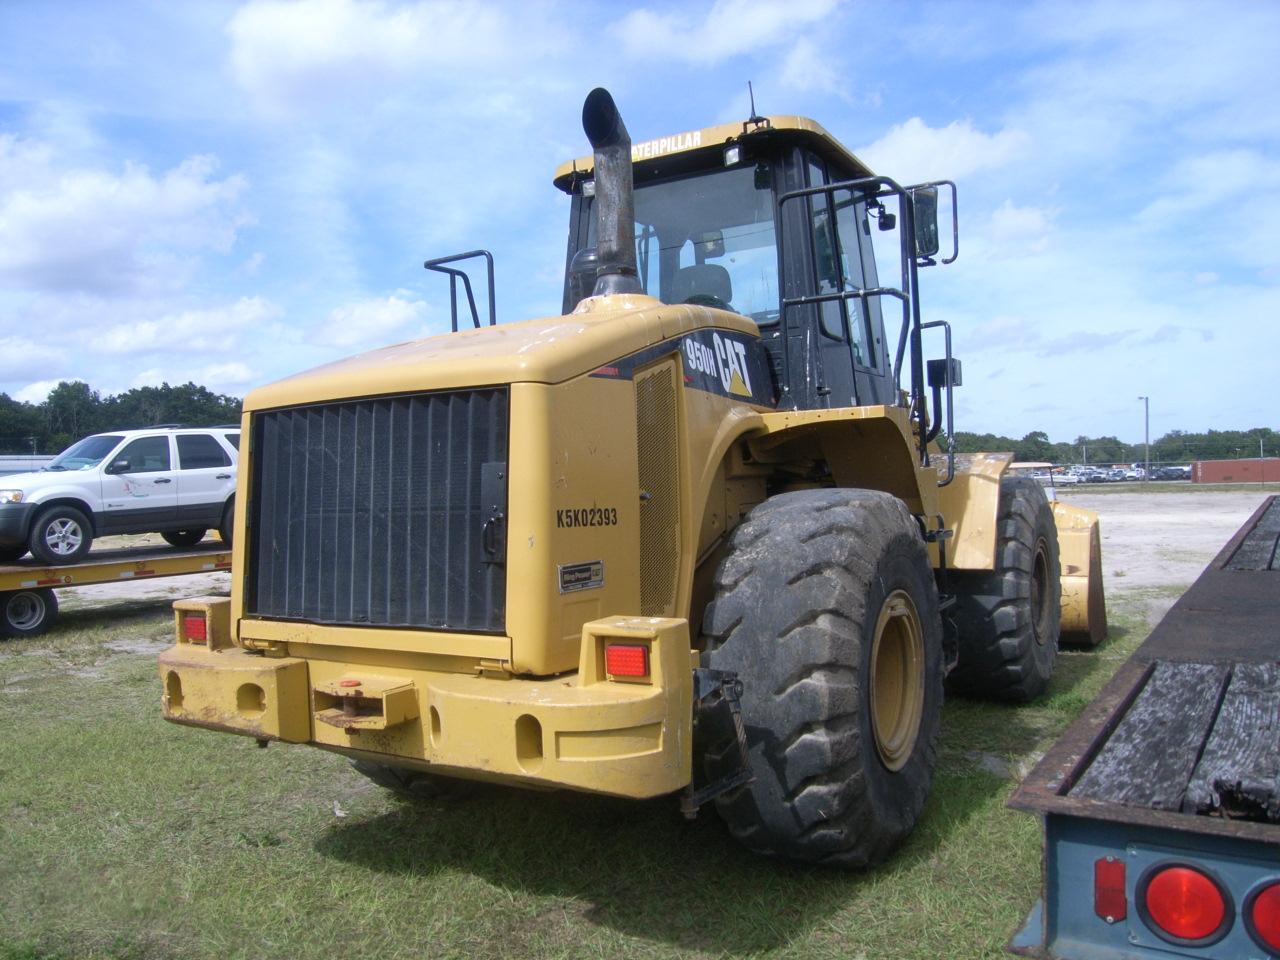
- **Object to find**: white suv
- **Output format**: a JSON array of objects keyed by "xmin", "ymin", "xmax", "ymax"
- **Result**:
[{"xmin": 0, "ymin": 426, "xmax": 240, "ymax": 565}]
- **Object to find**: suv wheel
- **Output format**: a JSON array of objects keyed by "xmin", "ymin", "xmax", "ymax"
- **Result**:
[
  {"xmin": 29, "ymin": 505, "xmax": 94, "ymax": 565},
  {"xmin": 162, "ymin": 529, "xmax": 207, "ymax": 548}
]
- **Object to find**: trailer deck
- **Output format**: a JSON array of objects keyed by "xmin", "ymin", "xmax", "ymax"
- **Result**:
[
  {"xmin": 0, "ymin": 541, "xmax": 231, "ymax": 637},
  {"xmin": 1009, "ymin": 495, "xmax": 1279, "ymax": 958}
]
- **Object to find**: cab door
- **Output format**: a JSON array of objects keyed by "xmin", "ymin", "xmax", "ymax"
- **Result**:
[{"xmin": 100, "ymin": 435, "xmax": 179, "ymax": 533}]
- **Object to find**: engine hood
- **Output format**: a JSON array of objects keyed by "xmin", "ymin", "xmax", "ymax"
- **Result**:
[{"xmin": 244, "ymin": 294, "xmax": 760, "ymax": 412}]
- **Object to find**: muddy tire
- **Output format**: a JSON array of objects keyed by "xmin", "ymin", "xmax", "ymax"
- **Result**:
[
  {"xmin": 0, "ymin": 588, "xmax": 58, "ymax": 638},
  {"xmin": 699, "ymin": 489, "xmax": 944, "ymax": 867},
  {"xmin": 351, "ymin": 760, "xmax": 473, "ymax": 800},
  {"xmin": 162, "ymin": 529, "xmax": 207, "ymax": 547},
  {"xmin": 947, "ymin": 476, "xmax": 1060, "ymax": 702}
]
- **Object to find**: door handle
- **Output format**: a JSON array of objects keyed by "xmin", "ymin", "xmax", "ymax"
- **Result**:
[
  {"xmin": 216, "ymin": 474, "xmax": 231, "ymax": 479},
  {"xmin": 153, "ymin": 478, "xmax": 172, "ymax": 484}
]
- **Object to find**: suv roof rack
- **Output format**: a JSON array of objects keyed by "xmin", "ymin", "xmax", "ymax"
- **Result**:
[{"xmin": 147, "ymin": 423, "xmax": 190, "ymax": 429}]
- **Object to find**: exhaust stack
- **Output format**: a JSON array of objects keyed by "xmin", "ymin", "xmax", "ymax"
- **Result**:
[{"xmin": 582, "ymin": 88, "xmax": 642, "ymax": 297}]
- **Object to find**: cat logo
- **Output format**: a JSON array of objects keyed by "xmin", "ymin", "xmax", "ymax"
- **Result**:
[{"xmin": 683, "ymin": 332, "xmax": 754, "ymax": 399}]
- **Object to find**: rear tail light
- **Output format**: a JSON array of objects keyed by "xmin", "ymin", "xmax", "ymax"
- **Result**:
[
  {"xmin": 1141, "ymin": 864, "xmax": 1231, "ymax": 945},
  {"xmin": 1247, "ymin": 881, "xmax": 1280, "ymax": 953},
  {"xmin": 605, "ymin": 643, "xmax": 649, "ymax": 679},
  {"xmin": 1094, "ymin": 857, "xmax": 1127, "ymax": 922},
  {"xmin": 183, "ymin": 613, "xmax": 208, "ymax": 642}
]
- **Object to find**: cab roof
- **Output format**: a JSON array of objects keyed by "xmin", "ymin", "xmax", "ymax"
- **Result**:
[{"xmin": 552, "ymin": 115, "xmax": 875, "ymax": 192}]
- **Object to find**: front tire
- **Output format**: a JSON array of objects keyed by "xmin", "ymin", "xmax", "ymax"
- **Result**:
[
  {"xmin": 162, "ymin": 529, "xmax": 207, "ymax": 548},
  {"xmin": 699, "ymin": 489, "xmax": 944, "ymax": 867},
  {"xmin": 0, "ymin": 588, "xmax": 58, "ymax": 638},
  {"xmin": 947, "ymin": 477, "xmax": 1061, "ymax": 702},
  {"xmin": 28, "ymin": 506, "xmax": 93, "ymax": 565}
]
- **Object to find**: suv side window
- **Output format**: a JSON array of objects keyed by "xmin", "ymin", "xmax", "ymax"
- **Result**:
[
  {"xmin": 178, "ymin": 434, "xmax": 232, "ymax": 469},
  {"xmin": 224, "ymin": 433, "xmax": 240, "ymax": 452},
  {"xmin": 115, "ymin": 436, "xmax": 171, "ymax": 473}
]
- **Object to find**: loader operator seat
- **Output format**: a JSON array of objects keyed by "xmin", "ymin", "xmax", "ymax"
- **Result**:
[{"xmin": 671, "ymin": 263, "xmax": 735, "ymax": 313}]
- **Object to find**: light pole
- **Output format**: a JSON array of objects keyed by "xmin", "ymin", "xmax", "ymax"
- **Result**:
[{"xmin": 1137, "ymin": 396, "xmax": 1149, "ymax": 480}]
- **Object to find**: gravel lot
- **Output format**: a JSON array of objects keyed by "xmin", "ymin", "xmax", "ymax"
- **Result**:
[{"xmin": 1056, "ymin": 485, "xmax": 1273, "ymax": 625}]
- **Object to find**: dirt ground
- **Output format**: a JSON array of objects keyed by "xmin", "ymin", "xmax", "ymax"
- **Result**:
[
  {"xmin": 23, "ymin": 486, "xmax": 1278, "ymax": 625},
  {"xmin": 1056, "ymin": 485, "xmax": 1272, "ymax": 625}
]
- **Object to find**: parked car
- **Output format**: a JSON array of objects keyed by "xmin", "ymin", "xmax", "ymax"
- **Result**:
[{"xmin": 0, "ymin": 426, "xmax": 239, "ymax": 564}]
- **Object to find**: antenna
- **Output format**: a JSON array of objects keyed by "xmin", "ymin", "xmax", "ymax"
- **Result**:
[{"xmin": 748, "ymin": 81, "xmax": 763, "ymax": 123}]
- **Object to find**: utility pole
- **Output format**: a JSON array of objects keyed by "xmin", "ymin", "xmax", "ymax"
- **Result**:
[{"xmin": 1137, "ymin": 396, "xmax": 1150, "ymax": 480}]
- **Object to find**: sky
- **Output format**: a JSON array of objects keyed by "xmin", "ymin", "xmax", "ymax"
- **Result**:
[{"xmin": 1, "ymin": 0, "xmax": 1277, "ymax": 444}]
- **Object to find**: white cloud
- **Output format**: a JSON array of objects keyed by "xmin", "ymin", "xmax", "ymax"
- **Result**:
[
  {"xmin": 981, "ymin": 201, "xmax": 1056, "ymax": 258},
  {"xmin": 0, "ymin": 142, "xmax": 249, "ymax": 295},
  {"xmin": 13, "ymin": 379, "xmax": 68, "ymax": 404},
  {"xmin": 613, "ymin": 0, "xmax": 839, "ymax": 64},
  {"xmin": 227, "ymin": 0, "xmax": 522, "ymax": 115},
  {"xmin": 198, "ymin": 362, "xmax": 256, "ymax": 390},
  {"xmin": 130, "ymin": 369, "xmax": 165, "ymax": 389},
  {"xmin": 0, "ymin": 337, "xmax": 64, "ymax": 380},
  {"xmin": 317, "ymin": 295, "xmax": 428, "ymax": 348},
  {"xmin": 88, "ymin": 296, "xmax": 282, "ymax": 355},
  {"xmin": 857, "ymin": 117, "xmax": 1030, "ymax": 185}
]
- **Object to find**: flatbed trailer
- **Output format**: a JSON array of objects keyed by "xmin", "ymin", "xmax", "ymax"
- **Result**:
[
  {"xmin": 0, "ymin": 541, "xmax": 231, "ymax": 638},
  {"xmin": 1010, "ymin": 496, "xmax": 1280, "ymax": 959}
]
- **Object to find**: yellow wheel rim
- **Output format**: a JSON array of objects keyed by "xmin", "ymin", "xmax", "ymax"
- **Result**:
[{"xmin": 870, "ymin": 589, "xmax": 925, "ymax": 772}]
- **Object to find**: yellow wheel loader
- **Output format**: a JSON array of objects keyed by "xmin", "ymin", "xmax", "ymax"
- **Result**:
[{"xmin": 159, "ymin": 88, "xmax": 1105, "ymax": 867}]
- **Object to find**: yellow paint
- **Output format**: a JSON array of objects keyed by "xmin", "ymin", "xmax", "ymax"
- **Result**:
[
  {"xmin": 1053, "ymin": 501, "xmax": 1108, "ymax": 645},
  {"xmin": 551, "ymin": 115, "xmax": 873, "ymax": 189}
]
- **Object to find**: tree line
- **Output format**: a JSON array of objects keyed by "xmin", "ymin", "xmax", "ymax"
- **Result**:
[
  {"xmin": 1, "ymin": 379, "xmax": 1275, "ymax": 465},
  {"xmin": 953, "ymin": 428, "xmax": 1279, "ymax": 466},
  {"xmin": 0, "ymin": 381, "xmax": 243, "ymax": 455}
]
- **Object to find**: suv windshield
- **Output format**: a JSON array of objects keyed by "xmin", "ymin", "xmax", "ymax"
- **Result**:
[
  {"xmin": 45, "ymin": 435, "xmax": 123, "ymax": 471},
  {"xmin": 585, "ymin": 164, "xmax": 779, "ymax": 324}
]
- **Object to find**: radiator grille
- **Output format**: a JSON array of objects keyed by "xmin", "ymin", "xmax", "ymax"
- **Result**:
[
  {"xmin": 247, "ymin": 389, "xmax": 508, "ymax": 633},
  {"xmin": 635, "ymin": 362, "xmax": 681, "ymax": 616}
]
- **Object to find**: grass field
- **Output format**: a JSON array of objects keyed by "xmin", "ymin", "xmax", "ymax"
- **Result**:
[{"xmin": 0, "ymin": 587, "xmax": 1158, "ymax": 960}]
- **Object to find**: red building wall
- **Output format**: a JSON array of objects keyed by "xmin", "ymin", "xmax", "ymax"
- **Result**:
[{"xmin": 1193, "ymin": 458, "xmax": 1280, "ymax": 483}]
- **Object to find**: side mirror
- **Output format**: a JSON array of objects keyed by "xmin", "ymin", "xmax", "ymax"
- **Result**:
[
  {"xmin": 911, "ymin": 186, "xmax": 940, "ymax": 259},
  {"xmin": 107, "ymin": 458, "xmax": 131, "ymax": 475}
]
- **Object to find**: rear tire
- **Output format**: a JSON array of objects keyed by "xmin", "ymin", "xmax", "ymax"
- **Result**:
[
  {"xmin": 699, "ymin": 489, "xmax": 944, "ymax": 867},
  {"xmin": 29, "ymin": 505, "xmax": 93, "ymax": 565},
  {"xmin": 218, "ymin": 499, "xmax": 234, "ymax": 548},
  {"xmin": 0, "ymin": 588, "xmax": 58, "ymax": 638},
  {"xmin": 162, "ymin": 529, "xmax": 207, "ymax": 547},
  {"xmin": 947, "ymin": 477, "xmax": 1061, "ymax": 702},
  {"xmin": 350, "ymin": 760, "xmax": 473, "ymax": 800}
]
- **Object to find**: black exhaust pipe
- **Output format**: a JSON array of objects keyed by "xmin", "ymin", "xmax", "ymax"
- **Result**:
[{"xmin": 582, "ymin": 88, "xmax": 642, "ymax": 297}]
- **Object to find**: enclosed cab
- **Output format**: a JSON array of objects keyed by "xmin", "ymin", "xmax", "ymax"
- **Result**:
[{"xmin": 159, "ymin": 90, "xmax": 1104, "ymax": 867}]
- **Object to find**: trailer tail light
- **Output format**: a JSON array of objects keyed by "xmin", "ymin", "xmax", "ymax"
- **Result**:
[
  {"xmin": 605, "ymin": 643, "xmax": 649, "ymax": 679},
  {"xmin": 1141, "ymin": 864, "xmax": 1230, "ymax": 944},
  {"xmin": 1247, "ymin": 881, "xmax": 1280, "ymax": 952},
  {"xmin": 1094, "ymin": 857, "xmax": 1126, "ymax": 922},
  {"xmin": 183, "ymin": 613, "xmax": 207, "ymax": 642}
]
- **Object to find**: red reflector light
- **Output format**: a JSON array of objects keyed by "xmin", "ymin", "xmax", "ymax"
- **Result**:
[
  {"xmin": 1094, "ymin": 857, "xmax": 1127, "ymax": 921},
  {"xmin": 1143, "ymin": 865, "xmax": 1228, "ymax": 943},
  {"xmin": 183, "ymin": 614, "xmax": 207, "ymax": 642},
  {"xmin": 1248, "ymin": 881, "xmax": 1280, "ymax": 952},
  {"xmin": 605, "ymin": 643, "xmax": 649, "ymax": 678}
]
